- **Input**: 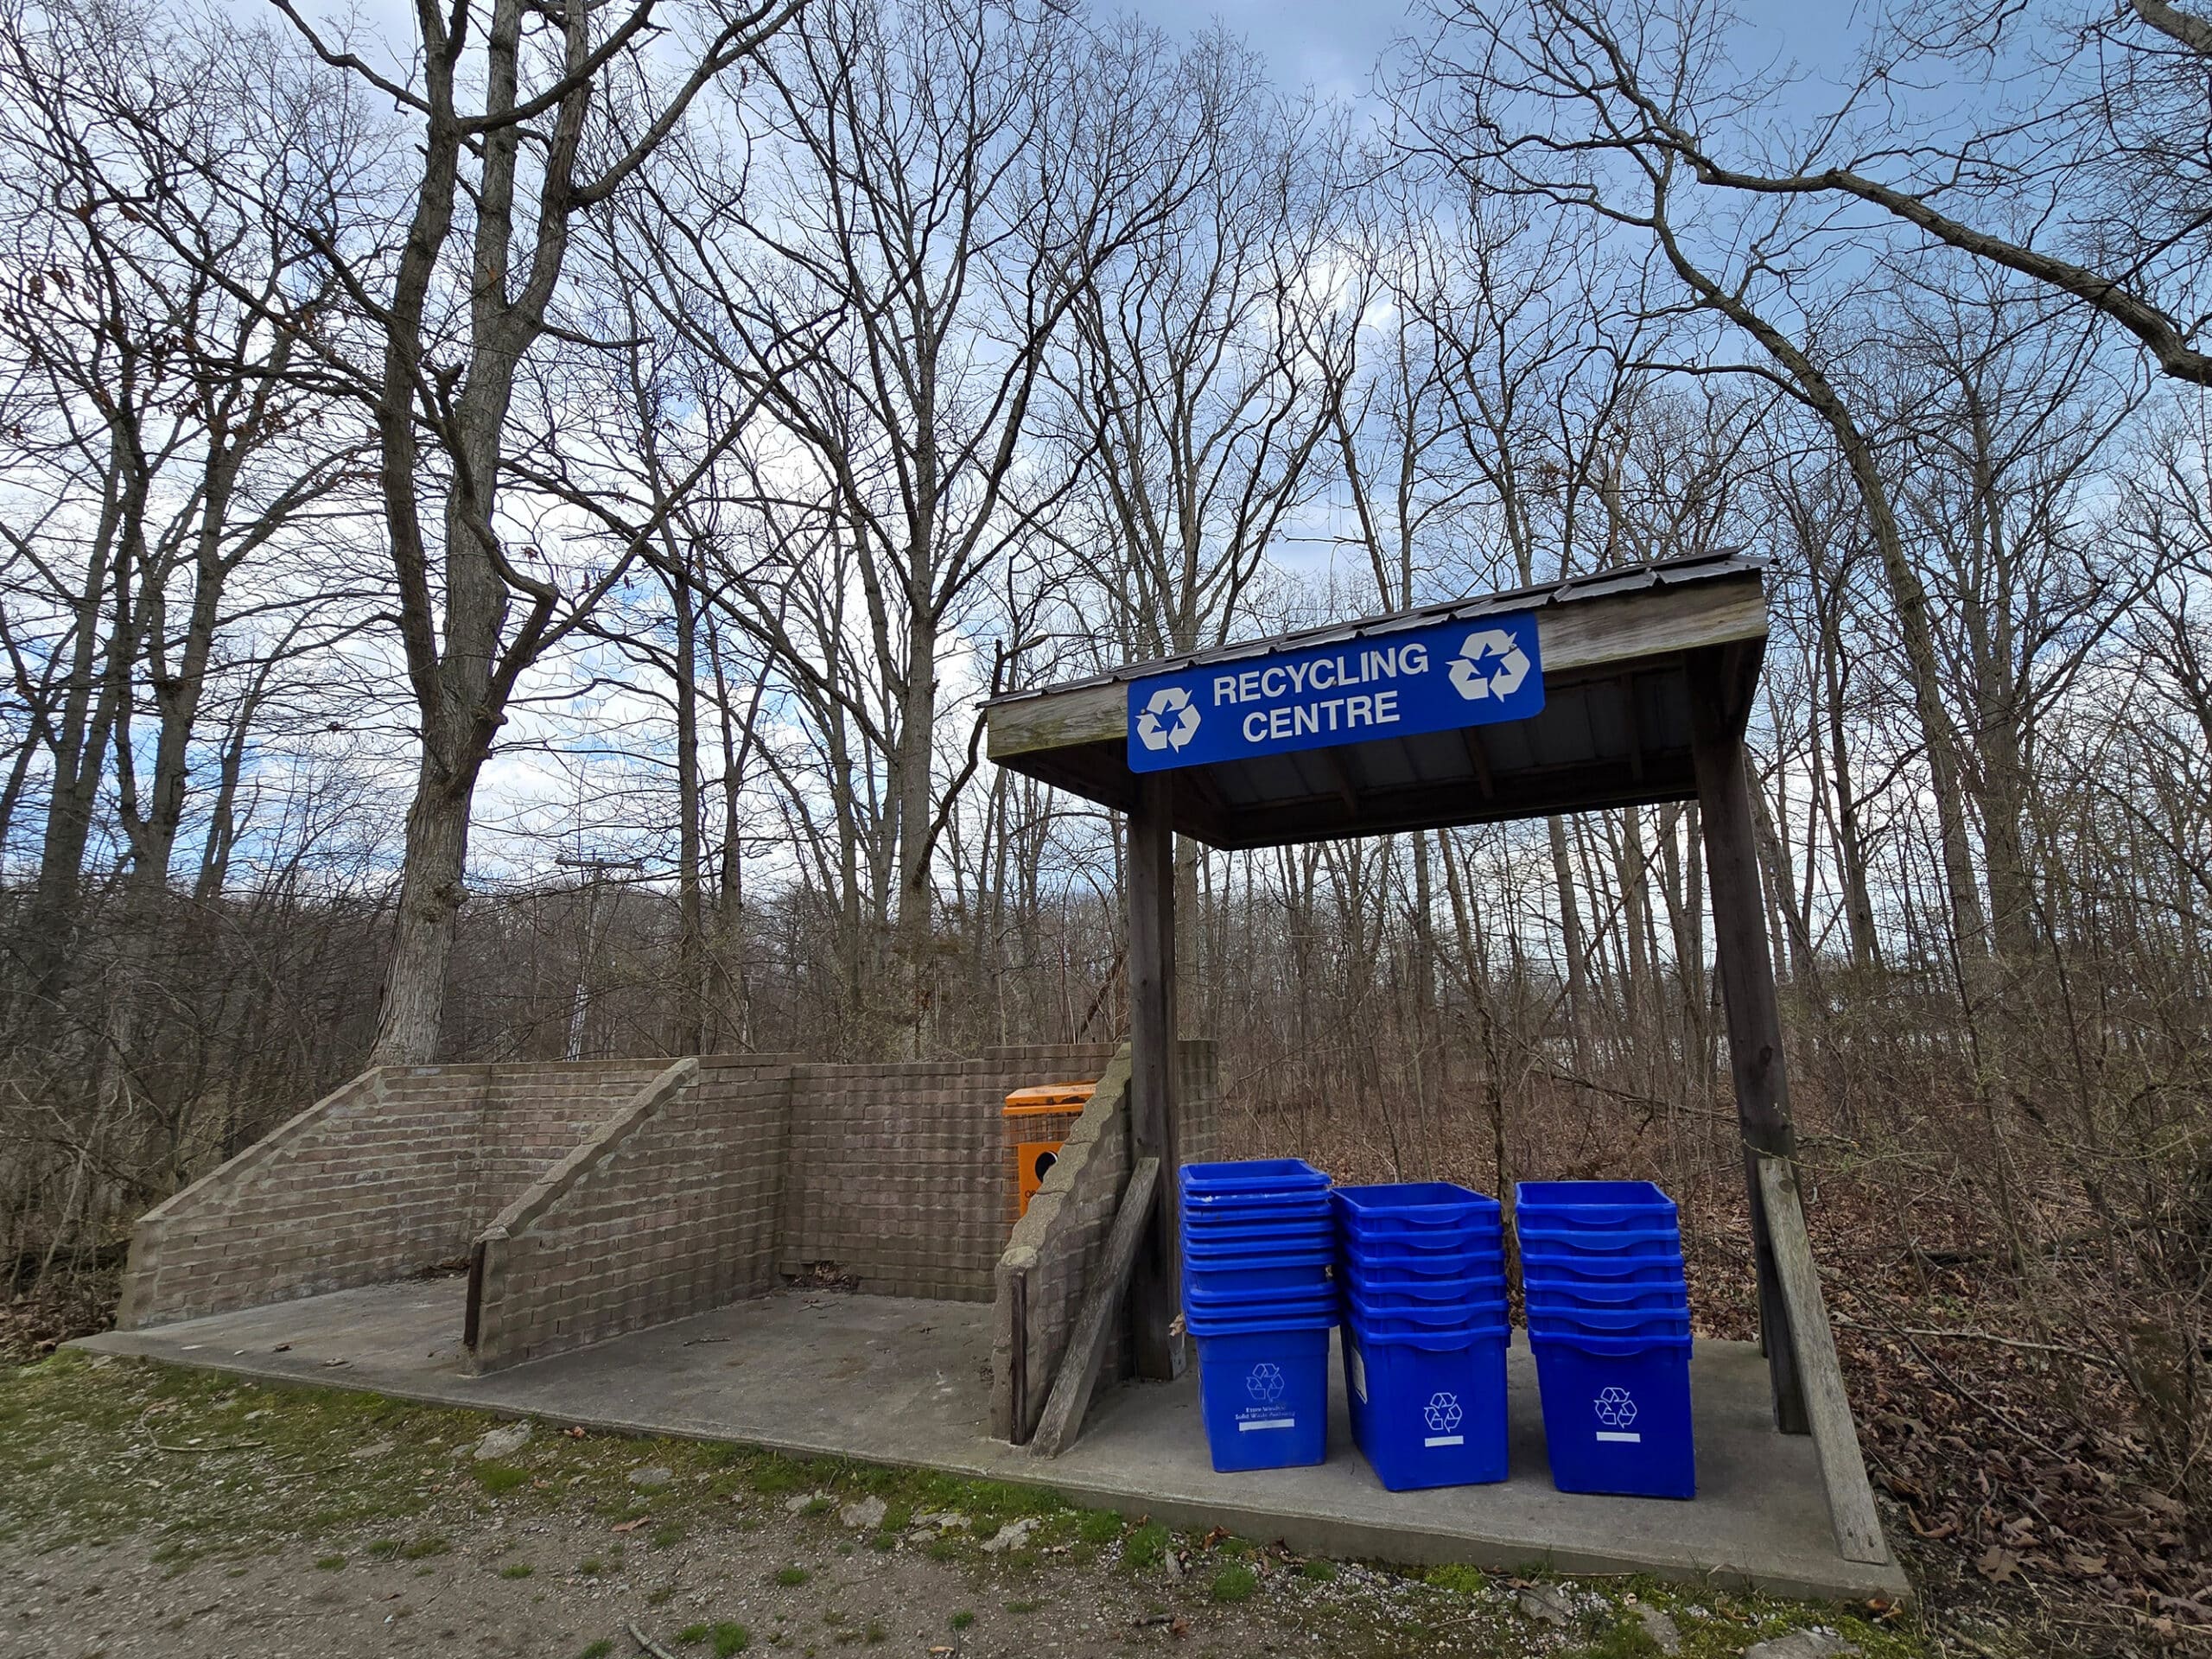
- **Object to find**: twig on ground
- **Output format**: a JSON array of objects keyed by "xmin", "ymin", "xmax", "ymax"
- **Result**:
[
  {"xmin": 627, "ymin": 1618, "xmax": 681, "ymax": 1659},
  {"xmin": 1834, "ymin": 1317, "xmax": 2119, "ymax": 1370}
]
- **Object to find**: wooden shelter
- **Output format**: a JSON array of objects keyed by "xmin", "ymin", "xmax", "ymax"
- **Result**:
[{"xmin": 983, "ymin": 550, "xmax": 1886, "ymax": 1565}]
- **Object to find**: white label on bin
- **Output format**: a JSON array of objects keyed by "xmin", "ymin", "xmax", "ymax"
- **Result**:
[
  {"xmin": 1595, "ymin": 1430, "xmax": 1642, "ymax": 1443},
  {"xmin": 1422, "ymin": 1434, "xmax": 1465, "ymax": 1447},
  {"xmin": 1349, "ymin": 1345, "xmax": 1367, "ymax": 1403},
  {"xmin": 1238, "ymin": 1417, "xmax": 1295, "ymax": 1432}
]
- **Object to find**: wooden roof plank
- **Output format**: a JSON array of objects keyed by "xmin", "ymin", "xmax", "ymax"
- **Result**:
[{"xmin": 986, "ymin": 564, "xmax": 1767, "ymax": 764}]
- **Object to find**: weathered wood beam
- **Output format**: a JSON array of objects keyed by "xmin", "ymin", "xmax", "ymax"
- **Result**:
[
  {"xmin": 1459, "ymin": 725, "xmax": 1495, "ymax": 798},
  {"xmin": 1688, "ymin": 643, "xmax": 1808, "ymax": 1435},
  {"xmin": 1756, "ymin": 1153, "xmax": 1890, "ymax": 1565},
  {"xmin": 984, "ymin": 573, "xmax": 1767, "ymax": 762},
  {"xmin": 1126, "ymin": 774, "xmax": 1182, "ymax": 1381},
  {"xmin": 1318, "ymin": 747, "xmax": 1362, "ymax": 814},
  {"xmin": 1027, "ymin": 1156, "xmax": 1161, "ymax": 1459}
]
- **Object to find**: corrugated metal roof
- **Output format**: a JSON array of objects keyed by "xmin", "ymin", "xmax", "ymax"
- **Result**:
[{"xmin": 983, "ymin": 550, "xmax": 1766, "ymax": 709}]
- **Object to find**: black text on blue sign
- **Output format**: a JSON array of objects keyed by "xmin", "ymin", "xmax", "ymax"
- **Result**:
[{"xmin": 1125, "ymin": 612, "xmax": 1544, "ymax": 772}]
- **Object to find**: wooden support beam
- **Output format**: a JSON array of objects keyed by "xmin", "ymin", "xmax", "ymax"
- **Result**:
[
  {"xmin": 1688, "ymin": 645, "xmax": 1808, "ymax": 1435},
  {"xmin": 1459, "ymin": 725, "xmax": 1495, "ymax": 798},
  {"xmin": 1005, "ymin": 1260, "xmax": 1031, "ymax": 1446},
  {"xmin": 1618, "ymin": 673, "xmax": 1645, "ymax": 781},
  {"xmin": 1319, "ymin": 747, "xmax": 1362, "ymax": 814},
  {"xmin": 1756, "ymin": 1154, "xmax": 1890, "ymax": 1564},
  {"xmin": 1126, "ymin": 774, "xmax": 1183, "ymax": 1381},
  {"xmin": 1028, "ymin": 1157, "xmax": 1161, "ymax": 1458}
]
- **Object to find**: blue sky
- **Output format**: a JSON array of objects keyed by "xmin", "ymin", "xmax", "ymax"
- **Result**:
[{"xmin": 1120, "ymin": 0, "xmax": 1872, "ymax": 109}]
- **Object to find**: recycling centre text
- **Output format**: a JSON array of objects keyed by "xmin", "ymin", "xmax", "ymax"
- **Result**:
[{"xmin": 1125, "ymin": 611, "xmax": 1547, "ymax": 773}]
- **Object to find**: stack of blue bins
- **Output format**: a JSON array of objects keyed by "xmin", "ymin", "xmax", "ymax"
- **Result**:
[
  {"xmin": 1517, "ymin": 1180, "xmax": 1696, "ymax": 1498},
  {"xmin": 1333, "ymin": 1183, "xmax": 1510, "ymax": 1490},
  {"xmin": 1180, "ymin": 1160, "xmax": 1335, "ymax": 1472}
]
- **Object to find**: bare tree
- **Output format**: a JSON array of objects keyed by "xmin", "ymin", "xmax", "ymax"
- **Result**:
[{"xmin": 251, "ymin": 0, "xmax": 799, "ymax": 1063}]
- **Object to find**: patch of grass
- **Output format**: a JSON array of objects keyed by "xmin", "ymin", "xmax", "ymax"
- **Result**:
[
  {"xmin": 652, "ymin": 1522, "xmax": 684, "ymax": 1548},
  {"xmin": 924, "ymin": 1537, "xmax": 959, "ymax": 1562},
  {"xmin": 1300, "ymin": 1560, "xmax": 1338, "ymax": 1582},
  {"xmin": 863, "ymin": 1622, "xmax": 886, "ymax": 1643},
  {"xmin": 649, "ymin": 1584, "xmax": 677, "ymax": 1605},
  {"xmin": 773, "ymin": 1566, "xmax": 810, "ymax": 1586},
  {"xmin": 578, "ymin": 1557, "xmax": 604, "ymax": 1577},
  {"xmin": 367, "ymin": 1540, "xmax": 402, "ymax": 1560},
  {"xmin": 800, "ymin": 1496, "xmax": 834, "ymax": 1516},
  {"xmin": 474, "ymin": 1462, "xmax": 530, "ymax": 1495},
  {"xmin": 1210, "ymin": 1564, "xmax": 1258, "ymax": 1605},
  {"xmin": 677, "ymin": 1624, "xmax": 710, "ymax": 1645},
  {"xmin": 712, "ymin": 1620, "xmax": 751, "ymax": 1656},
  {"xmin": 949, "ymin": 1611, "xmax": 976, "ymax": 1630},
  {"xmin": 1571, "ymin": 1620, "xmax": 1662, "ymax": 1659},
  {"xmin": 499, "ymin": 1563, "xmax": 534, "ymax": 1580},
  {"xmin": 1424, "ymin": 1562, "xmax": 1486, "ymax": 1595},
  {"xmin": 866, "ymin": 1531, "xmax": 895, "ymax": 1553},
  {"xmin": 748, "ymin": 1456, "xmax": 811, "ymax": 1497},
  {"xmin": 314, "ymin": 1554, "xmax": 346, "ymax": 1571},
  {"xmin": 1005, "ymin": 1598, "xmax": 1043, "ymax": 1614},
  {"xmin": 580, "ymin": 1643, "xmax": 614, "ymax": 1659},
  {"xmin": 1076, "ymin": 1510, "xmax": 1122, "ymax": 1545},
  {"xmin": 399, "ymin": 1535, "xmax": 448, "ymax": 1560},
  {"xmin": 1123, "ymin": 1522, "xmax": 1171, "ymax": 1571}
]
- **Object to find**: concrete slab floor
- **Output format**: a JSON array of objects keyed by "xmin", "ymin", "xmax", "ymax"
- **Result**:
[{"xmin": 73, "ymin": 1282, "xmax": 1907, "ymax": 1605}]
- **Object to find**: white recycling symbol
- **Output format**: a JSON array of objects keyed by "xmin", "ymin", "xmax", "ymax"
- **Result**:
[
  {"xmin": 1422, "ymin": 1391, "xmax": 1463, "ymax": 1433},
  {"xmin": 1246, "ymin": 1362, "xmax": 1286, "ymax": 1405},
  {"xmin": 1135, "ymin": 684, "xmax": 1201, "ymax": 752},
  {"xmin": 1446, "ymin": 627, "xmax": 1532, "ymax": 702},
  {"xmin": 1593, "ymin": 1385, "xmax": 1637, "ymax": 1428}
]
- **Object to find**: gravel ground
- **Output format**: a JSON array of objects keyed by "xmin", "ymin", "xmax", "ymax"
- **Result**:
[{"xmin": 0, "ymin": 1352, "xmax": 1935, "ymax": 1659}]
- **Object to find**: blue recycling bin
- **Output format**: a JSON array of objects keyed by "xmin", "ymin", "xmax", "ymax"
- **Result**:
[
  {"xmin": 1333, "ymin": 1181, "xmax": 1510, "ymax": 1490},
  {"xmin": 1342, "ymin": 1313, "xmax": 1510, "ymax": 1490},
  {"xmin": 1188, "ymin": 1313, "xmax": 1333, "ymax": 1471},
  {"xmin": 1515, "ymin": 1179, "xmax": 1696, "ymax": 1498},
  {"xmin": 1528, "ymin": 1331, "xmax": 1695, "ymax": 1498},
  {"xmin": 1181, "ymin": 1160, "xmax": 1338, "ymax": 1472}
]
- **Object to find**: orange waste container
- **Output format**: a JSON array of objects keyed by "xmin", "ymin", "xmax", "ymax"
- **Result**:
[{"xmin": 1002, "ymin": 1081, "xmax": 1096, "ymax": 1221}]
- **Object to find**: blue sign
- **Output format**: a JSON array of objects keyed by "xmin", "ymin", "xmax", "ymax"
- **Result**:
[{"xmin": 1126, "ymin": 611, "xmax": 1544, "ymax": 772}]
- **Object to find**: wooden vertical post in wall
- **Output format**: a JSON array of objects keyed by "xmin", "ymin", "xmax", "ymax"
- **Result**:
[
  {"xmin": 1688, "ymin": 645, "xmax": 1808, "ymax": 1436},
  {"xmin": 1126, "ymin": 773, "xmax": 1184, "ymax": 1381}
]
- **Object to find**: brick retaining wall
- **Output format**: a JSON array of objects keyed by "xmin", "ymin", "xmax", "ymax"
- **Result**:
[
  {"xmin": 467, "ymin": 1059, "xmax": 796, "ymax": 1370},
  {"xmin": 115, "ymin": 1045, "xmax": 1158, "ymax": 1363},
  {"xmin": 778, "ymin": 1044, "xmax": 1118, "ymax": 1302},
  {"xmin": 116, "ymin": 1063, "xmax": 665, "ymax": 1329}
]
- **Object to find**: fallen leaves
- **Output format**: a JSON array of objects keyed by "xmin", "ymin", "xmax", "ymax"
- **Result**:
[{"xmin": 1975, "ymin": 1546, "xmax": 2022, "ymax": 1584}]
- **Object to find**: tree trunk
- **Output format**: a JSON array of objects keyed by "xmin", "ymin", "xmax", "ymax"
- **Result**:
[
  {"xmin": 672, "ymin": 563, "xmax": 705, "ymax": 1055},
  {"xmin": 371, "ymin": 757, "xmax": 477, "ymax": 1065}
]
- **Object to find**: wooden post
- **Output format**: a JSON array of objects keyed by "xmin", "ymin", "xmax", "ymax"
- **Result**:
[
  {"xmin": 1006, "ymin": 1260, "xmax": 1031, "ymax": 1445},
  {"xmin": 1688, "ymin": 645, "xmax": 1808, "ymax": 1435},
  {"xmin": 1126, "ymin": 773, "xmax": 1184, "ymax": 1380},
  {"xmin": 1757, "ymin": 1154, "xmax": 1890, "ymax": 1563},
  {"xmin": 1030, "ymin": 1158, "xmax": 1161, "ymax": 1456}
]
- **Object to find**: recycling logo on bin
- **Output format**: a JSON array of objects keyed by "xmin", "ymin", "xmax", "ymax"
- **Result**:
[
  {"xmin": 1236, "ymin": 1362, "xmax": 1296, "ymax": 1433},
  {"xmin": 1421, "ymin": 1390, "xmax": 1465, "ymax": 1449},
  {"xmin": 1593, "ymin": 1385, "xmax": 1643, "ymax": 1443},
  {"xmin": 1126, "ymin": 610, "xmax": 1544, "ymax": 772}
]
